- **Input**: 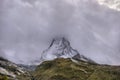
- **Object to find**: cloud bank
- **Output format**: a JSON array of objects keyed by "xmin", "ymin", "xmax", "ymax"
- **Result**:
[
  {"xmin": 98, "ymin": 0, "xmax": 120, "ymax": 11},
  {"xmin": 0, "ymin": 0, "xmax": 120, "ymax": 65}
]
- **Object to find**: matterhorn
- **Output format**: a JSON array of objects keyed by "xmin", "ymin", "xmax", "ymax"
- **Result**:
[{"xmin": 40, "ymin": 37, "xmax": 95, "ymax": 63}]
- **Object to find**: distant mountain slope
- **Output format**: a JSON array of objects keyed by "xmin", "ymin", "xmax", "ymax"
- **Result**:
[
  {"xmin": 0, "ymin": 57, "xmax": 30, "ymax": 80},
  {"xmin": 33, "ymin": 58, "xmax": 120, "ymax": 80}
]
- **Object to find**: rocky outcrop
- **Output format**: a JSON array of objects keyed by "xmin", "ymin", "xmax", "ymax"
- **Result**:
[{"xmin": 0, "ymin": 57, "xmax": 29, "ymax": 80}]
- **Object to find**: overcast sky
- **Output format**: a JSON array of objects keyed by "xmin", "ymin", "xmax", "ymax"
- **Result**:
[{"xmin": 0, "ymin": 0, "xmax": 120, "ymax": 65}]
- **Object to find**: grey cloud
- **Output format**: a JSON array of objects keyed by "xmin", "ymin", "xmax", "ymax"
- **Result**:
[{"xmin": 0, "ymin": 0, "xmax": 120, "ymax": 65}]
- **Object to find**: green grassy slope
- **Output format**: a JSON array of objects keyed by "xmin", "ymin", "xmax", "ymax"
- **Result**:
[{"xmin": 33, "ymin": 58, "xmax": 120, "ymax": 80}]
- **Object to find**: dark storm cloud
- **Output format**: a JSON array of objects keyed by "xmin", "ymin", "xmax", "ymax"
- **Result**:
[{"xmin": 0, "ymin": 0, "xmax": 120, "ymax": 65}]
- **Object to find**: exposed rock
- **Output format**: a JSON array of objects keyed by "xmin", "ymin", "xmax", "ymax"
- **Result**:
[{"xmin": 0, "ymin": 57, "xmax": 29, "ymax": 80}]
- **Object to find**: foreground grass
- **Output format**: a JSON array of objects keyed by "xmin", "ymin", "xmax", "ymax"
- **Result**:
[
  {"xmin": 33, "ymin": 58, "xmax": 120, "ymax": 80},
  {"xmin": 1, "ymin": 58, "xmax": 120, "ymax": 80}
]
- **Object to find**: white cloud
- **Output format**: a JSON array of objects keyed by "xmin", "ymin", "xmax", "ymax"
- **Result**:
[{"xmin": 97, "ymin": 0, "xmax": 120, "ymax": 11}]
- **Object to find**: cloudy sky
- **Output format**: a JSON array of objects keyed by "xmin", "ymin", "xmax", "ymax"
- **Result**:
[{"xmin": 0, "ymin": 0, "xmax": 120, "ymax": 65}]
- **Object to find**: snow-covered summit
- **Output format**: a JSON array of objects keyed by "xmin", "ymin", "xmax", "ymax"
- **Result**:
[
  {"xmin": 40, "ymin": 38, "xmax": 79, "ymax": 61},
  {"xmin": 40, "ymin": 37, "xmax": 95, "ymax": 64},
  {"xmin": 14, "ymin": 37, "xmax": 95, "ymax": 65}
]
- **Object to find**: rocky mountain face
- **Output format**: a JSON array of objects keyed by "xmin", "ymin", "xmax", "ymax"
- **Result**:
[
  {"xmin": 40, "ymin": 38, "xmax": 93, "ymax": 64},
  {"xmin": 0, "ymin": 57, "xmax": 30, "ymax": 80},
  {"xmin": 40, "ymin": 38, "xmax": 78, "ymax": 61}
]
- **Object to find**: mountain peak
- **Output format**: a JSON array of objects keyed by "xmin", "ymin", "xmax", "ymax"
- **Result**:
[
  {"xmin": 49, "ymin": 37, "xmax": 70, "ymax": 48},
  {"xmin": 40, "ymin": 37, "xmax": 95, "ymax": 64},
  {"xmin": 40, "ymin": 37, "xmax": 78, "ymax": 62}
]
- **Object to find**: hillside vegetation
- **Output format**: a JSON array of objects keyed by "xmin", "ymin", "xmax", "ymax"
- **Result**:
[
  {"xmin": 1, "ymin": 57, "xmax": 120, "ymax": 80},
  {"xmin": 33, "ymin": 58, "xmax": 120, "ymax": 80}
]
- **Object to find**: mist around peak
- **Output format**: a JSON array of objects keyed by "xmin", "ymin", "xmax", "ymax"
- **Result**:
[{"xmin": 0, "ymin": 0, "xmax": 120, "ymax": 65}]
